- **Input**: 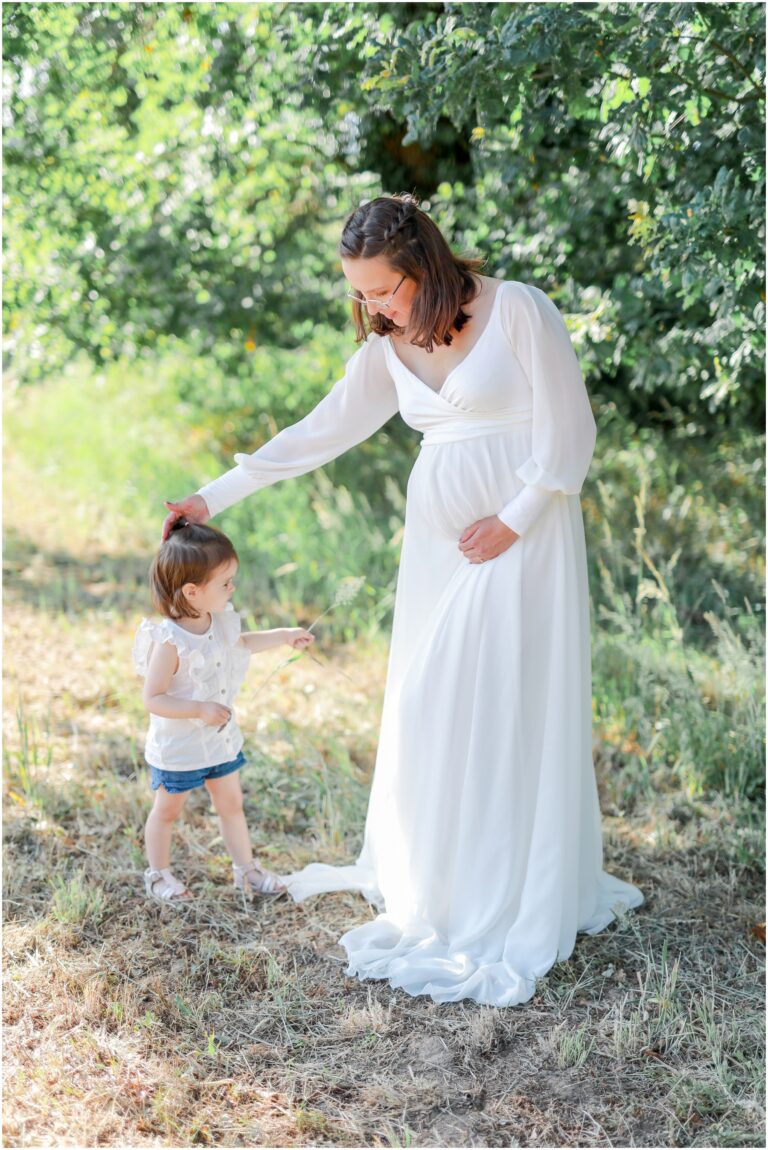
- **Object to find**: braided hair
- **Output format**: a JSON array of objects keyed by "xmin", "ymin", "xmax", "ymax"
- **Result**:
[
  {"xmin": 380, "ymin": 197, "xmax": 420, "ymax": 246},
  {"xmin": 339, "ymin": 193, "xmax": 485, "ymax": 352}
]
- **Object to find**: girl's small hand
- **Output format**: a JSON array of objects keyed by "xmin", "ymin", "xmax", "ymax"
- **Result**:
[
  {"xmin": 162, "ymin": 495, "xmax": 210, "ymax": 542},
  {"xmin": 197, "ymin": 701, "xmax": 232, "ymax": 727},
  {"xmin": 285, "ymin": 628, "xmax": 315, "ymax": 650},
  {"xmin": 459, "ymin": 515, "xmax": 519, "ymax": 563}
]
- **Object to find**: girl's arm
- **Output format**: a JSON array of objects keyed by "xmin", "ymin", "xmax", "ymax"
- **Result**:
[
  {"xmin": 143, "ymin": 640, "xmax": 230, "ymax": 726},
  {"xmin": 239, "ymin": 627, "xmax": 315, "ymax": 655}
]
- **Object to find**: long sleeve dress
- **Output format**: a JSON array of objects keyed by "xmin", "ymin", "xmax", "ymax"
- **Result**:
[{"xmin": 198, "ymin": 279, "xmax": 644, "ymax": 1007}]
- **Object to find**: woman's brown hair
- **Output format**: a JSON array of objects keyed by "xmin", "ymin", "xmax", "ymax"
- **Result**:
[
  {"xmin": 149, "ymin": 521, "xmax": 238, "ymax": 620},
  {"xmin": 339, "ymin": 193, "xmax": 485, "ymax": 352}
]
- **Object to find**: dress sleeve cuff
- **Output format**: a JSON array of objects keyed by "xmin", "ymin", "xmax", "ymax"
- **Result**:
[
  {"xmin": 497, "ymin": 484, "xmax": 556, "ymax": 536},
  {"xmin": 515, "ymin": 455, "xmax": 573, "ymax": 492},
  {"xmin": 197, "ymin": 466, "xmax": 261, "ymax": 519}
]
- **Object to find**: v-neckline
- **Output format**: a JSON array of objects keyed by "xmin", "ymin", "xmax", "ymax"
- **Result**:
[{"xmin": 387, "ymin": 280, "xmax": 506, "ymax": 397}]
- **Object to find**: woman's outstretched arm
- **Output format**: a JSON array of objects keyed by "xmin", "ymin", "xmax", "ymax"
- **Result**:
[{"xmin": 162, "ymin": 334, "xmax": 398, "ymax": 539}]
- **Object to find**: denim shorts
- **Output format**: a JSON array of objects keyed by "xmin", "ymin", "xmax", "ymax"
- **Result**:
[{"xmin": 149, "ymin": 750, "xmax": 246, "ymax": 794}]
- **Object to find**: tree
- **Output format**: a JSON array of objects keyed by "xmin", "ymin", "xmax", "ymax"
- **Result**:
[
  {"xmin": 4, "ymin": 2, "xmax": 764, "ymax": 427},
  {"xmin": 312, "ymin": 0, "xmax": 765, "ymax": 421}
]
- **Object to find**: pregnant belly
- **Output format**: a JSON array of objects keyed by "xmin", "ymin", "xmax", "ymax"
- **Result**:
[{"xmin": 408, "ymin": 429, "xmax": 531, "ymax": 539}]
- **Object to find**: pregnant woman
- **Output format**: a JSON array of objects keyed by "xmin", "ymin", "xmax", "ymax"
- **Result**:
[{"xmin": 163, "ymin": 193, "xmax": 644, "ymax": 1007}]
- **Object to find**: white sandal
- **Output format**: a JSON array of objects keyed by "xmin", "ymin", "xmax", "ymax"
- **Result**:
[
  {"xmin": 144, "ymin": 867, "xmax": 192, "ymax": 901},
  {"xmin": 233, "ymin": 860, "xmax": 286, "ymax": 898}
]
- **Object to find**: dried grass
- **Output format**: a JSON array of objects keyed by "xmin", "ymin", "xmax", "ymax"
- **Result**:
[{"xmin": 3, "ymin": 541, "xmax": 765, "ymax": 1148}]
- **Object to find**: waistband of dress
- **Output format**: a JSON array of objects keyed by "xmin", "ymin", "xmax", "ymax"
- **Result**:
[{"xmin": 420, "ymin": 408, "xmax": 533, "ymax": 446}]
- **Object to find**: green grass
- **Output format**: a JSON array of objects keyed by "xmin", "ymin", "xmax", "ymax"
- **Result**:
[
  {"xmin": 49, "ymin": 872, "xmax": 105, "ymax": 925},
  {"xmin": 4, "ymin": 353, "xmax": 223, "ymax": 553}
]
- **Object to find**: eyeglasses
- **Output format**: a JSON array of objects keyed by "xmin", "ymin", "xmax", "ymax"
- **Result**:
[{"xmin": 345, "ymin": 275, "xmax": 406, "ymax": 310}]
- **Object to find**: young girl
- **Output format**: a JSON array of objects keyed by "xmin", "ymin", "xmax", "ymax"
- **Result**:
[{"xmin": 133, "ymin": 520, "xmax": 314, "ymax": 901}]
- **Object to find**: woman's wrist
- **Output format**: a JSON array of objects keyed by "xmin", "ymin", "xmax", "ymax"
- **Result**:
[
  {"xmin": 197, "ymin": 466, "xmax": 258, "ymax": 519},
  {"xmin": 497, "ymin": 485, "xmax": 556, "ymax": 537}
]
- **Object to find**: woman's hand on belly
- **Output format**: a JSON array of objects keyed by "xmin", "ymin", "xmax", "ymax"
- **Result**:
[{"xmin": 459, "ymin": 516, "xmax": 519, "ymax": 564}]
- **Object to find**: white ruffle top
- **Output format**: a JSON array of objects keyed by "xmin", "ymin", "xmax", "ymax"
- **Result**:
[{"xmin": 133, "ymin": 604, "xmax": 251, "ymax": 771}]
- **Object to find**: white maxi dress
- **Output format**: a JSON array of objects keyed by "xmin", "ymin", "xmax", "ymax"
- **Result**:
[{"xmin": 198, "ymin": 280, "xmax": 644, "ymax": 1007}]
